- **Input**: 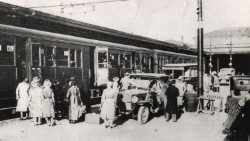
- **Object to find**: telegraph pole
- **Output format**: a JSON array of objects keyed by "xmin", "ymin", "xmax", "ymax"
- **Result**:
[
  {"xmin": 227, "ymin": 36, "xmax": 233, "ymax": 68},
  {"xmin": 197, "ymin": 0, "xmax": 204, "ymax": 96},
  {"xmin": 209, "ymin": 37, "xmax": 212, "ymax": 74}
]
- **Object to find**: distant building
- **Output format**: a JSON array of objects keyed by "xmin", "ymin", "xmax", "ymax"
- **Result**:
[{"xmin": 194, "ymin": 27, "xmax": 250, "ymax": 74}]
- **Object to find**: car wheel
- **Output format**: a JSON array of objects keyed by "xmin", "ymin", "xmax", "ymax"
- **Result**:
[{"xmin": 137, "ymin": 106, "xmax": 149, "ymax": 124}]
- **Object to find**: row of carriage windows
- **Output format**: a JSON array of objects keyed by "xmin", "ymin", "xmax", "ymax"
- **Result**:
[
  {"xmin": 0, "ymin": 35, "xmax": 197, "ymax": 67},
  {"xmin": 157, "ymin": 56, "xmax": 196, "ymax": 68},
  {"xmin": 32, "ymin": 44, "xmax": 82, "ymax": 67},
  {"xmin": 98, "ymin": 51, "xmax": 152, "ymax": 70},
  {"xmin": 98, "ymin": 51, "xmax": 133, "ymax": 69}
]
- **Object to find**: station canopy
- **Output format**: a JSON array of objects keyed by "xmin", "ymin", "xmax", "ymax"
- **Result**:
[{"xmin": 197, "ymin": 27, "xmax": 250, "ymax": 54}]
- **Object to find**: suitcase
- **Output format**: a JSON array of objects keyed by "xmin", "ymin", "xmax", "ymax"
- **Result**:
[{"xmin": 85, "ymin": 113, "xmax": 101, "ymax": 124}]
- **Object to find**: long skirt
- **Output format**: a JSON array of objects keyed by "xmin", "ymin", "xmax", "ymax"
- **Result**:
[
  {"xmin": 166, "ymin": 100, "xmax": 178, "ymax": 114},
  {"xmin": 16, "ymin": 97, "xmax": 29, "ymax": 112},
  {"xmin": 30, "ymin": 98, "xmax": 42, "ymax": 117},
  {"xmin": 101, "ymin": 98, "xmax": 115, "ymax": 120},
  {"xmin": 42, "ymin": 98, "xmax": 55, "ymax": 118},
  {"xmin": 68, "ymin": 103, "xmax": 80, "ymax": 121}
]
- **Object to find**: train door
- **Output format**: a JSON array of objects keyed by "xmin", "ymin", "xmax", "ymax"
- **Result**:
[
  {"xmin": 94, "ymin": 47, "xmax": 109, "ymax": 86},
  {"xmin": 30, "ymin": 42, "xmax": 43, "ymax": 79}
]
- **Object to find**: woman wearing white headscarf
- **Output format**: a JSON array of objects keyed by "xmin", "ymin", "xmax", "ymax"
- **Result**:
[
  {"xmin": 101, "ymin": 81, "xmax": 116, "ymax": 128},
  {"xmin": 29, "ymin": 77, "xmax": 43, "ymax": 126},
  {"xmin": 66, "ymin": 81, "xmax": 83, "ymax": 124},
  {"xmin": 16, "ymin": 78, "xmax": 30, "ymax": 119}
]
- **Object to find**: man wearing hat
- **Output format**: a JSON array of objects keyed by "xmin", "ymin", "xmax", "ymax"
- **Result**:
[{"xmin": 165, "ymin": 80, "xmax": 180, "ymax": 122}]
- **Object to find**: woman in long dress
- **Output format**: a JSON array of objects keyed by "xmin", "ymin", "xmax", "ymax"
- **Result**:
[
  {"xmin": 66, "ymin": 81, "xmax": 83, "ymax": 124},
  {"xmin": 42, "ymin": 79, "xmax": 55, "ymax": 126},
  {"xmin": 16, "ymin": 78, "xmax": 30, "ymax": 119},
  {"xmin": 223, "ymin": 89, "xmax": 243, "ymax": 134},
  {"xmin": 29, "ymin": 77, "xmax": 43, "ymax": 126},
  {"xmin": 101, "ymin": 82, "xmax": 116, "ymax": 128}
]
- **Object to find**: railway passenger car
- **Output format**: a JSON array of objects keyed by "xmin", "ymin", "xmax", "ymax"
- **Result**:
[{"xmin": 0, "ymin": 2, "xmax": 197, "ymax": 114}]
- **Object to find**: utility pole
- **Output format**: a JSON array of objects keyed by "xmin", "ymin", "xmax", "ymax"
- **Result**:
[
  {"xmin": 197, "ymin": 0, "xmax": 204, "ymax": 96},
  {"xmin": 227, "ymin": 36, "xmax": 233, "ymax": 68},
  {"xmin": 209, "ymin": 37, "xmax": 212, "ymax": 74}
]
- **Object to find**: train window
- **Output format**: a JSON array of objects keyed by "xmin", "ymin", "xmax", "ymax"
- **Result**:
[
  {"xmin": 40, "ymin": 46, "xmax": 45, "ymax": 67},
  {"xmin": 148, "ymin": 57, "xmax": 151, "ymax": 70},
  {"xmin": 69, "ymin": 49, "xmax": 76, "ymax": 67},
  {"xmin": 57, "ymin": 47, "xmax": 69, "ymax": 67},
  {"xmin": 142, "ymin": 56, "xmax": 148, "ymax": 70},
  {"xmin": 120, "ymin": 54, "xmax": 124, "ymax": 68},
  {"xmin": 124, "ymin": 54, "xmax": 132, "ymax": 68},
  {"xmin": 158, "ymin": 58, "xmax": 160, "ymax": 68},
  {"xmin": 32, "ymin": 45, "xmax": 39, "ymax": 67},
  {"xmin": 135, "ymin": 54, "xmax": 140, "ymax": 69},
  {"xmin": 0, "ymin": 44, "xmax": 15, "ymax": 65},
  {"xmin": 98, "ymin": 51, "xmax": 108, "ymax": 68},
  {"xmin": 32, "ymin": 44, "xmax": 46, "ymax": 67},
  {"xmin": 46, "ymin": 47, "xmax": 54, "ymax": 67},
  {"xmin": 76, "ymin": 50, "xmax": 82, "ymax": 67},
  {"xmin": 108, "ymin": 52, "xmax": 119, "ymax": 68}
]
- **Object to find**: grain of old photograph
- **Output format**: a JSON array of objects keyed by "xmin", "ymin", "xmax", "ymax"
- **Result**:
[{"xmin": 0, "ymin": 0, "xmax": 250, "ymax": 141}]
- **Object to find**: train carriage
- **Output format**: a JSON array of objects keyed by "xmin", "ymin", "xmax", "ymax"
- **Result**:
[{"xmin": 0, "ymin": 2, "xmax": 197, "ymax": 115}]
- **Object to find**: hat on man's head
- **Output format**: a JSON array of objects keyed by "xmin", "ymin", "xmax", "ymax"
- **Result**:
[{"xmin": 170, "ymin": 80, "xmax": 176, "ymax": 85}]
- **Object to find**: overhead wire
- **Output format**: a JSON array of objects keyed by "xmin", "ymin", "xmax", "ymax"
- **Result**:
[{"xmin": 27, "ymin": 0, "xmax": 129, "ymax": 9}]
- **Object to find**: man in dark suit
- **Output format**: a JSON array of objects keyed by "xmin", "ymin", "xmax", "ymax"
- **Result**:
[{"xmin": 165, "ymin": 80, "xmax": 179, "ymax": 122}]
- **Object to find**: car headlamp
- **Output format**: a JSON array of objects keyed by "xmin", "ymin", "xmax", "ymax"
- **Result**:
[{"xmin": 131, "ymin": 96, "xmax": 139, "ymax": 103}]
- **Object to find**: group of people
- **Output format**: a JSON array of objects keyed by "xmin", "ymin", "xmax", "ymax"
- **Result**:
[
  {"xmin": 16, "ymin": 76, "xmax": 85, "ymax": 126},
  {"xmin": 15, "ymin": 73, "xmax": 194, "ymax": 128},
  {"xmin": 103, "ymin": 73, "xmax": 188, "ymax": 124},
  {"xmin": 16, "ymin": 77, "xmax": 55, "ymax": 126}
]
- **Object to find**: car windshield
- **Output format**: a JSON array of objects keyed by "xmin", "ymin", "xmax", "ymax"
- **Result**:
[{"xmin": 220, "ymin": 69, "xmax": 235, "ymax": 76}]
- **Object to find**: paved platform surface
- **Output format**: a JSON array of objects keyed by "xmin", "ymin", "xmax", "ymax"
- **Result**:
[
  {"xmin": 0, "ymin": 111, "xmax": 227, "ymax": 141},
  {"xmin": 0, "ymin": 87, "xmax": 232, "ymax": 141}
]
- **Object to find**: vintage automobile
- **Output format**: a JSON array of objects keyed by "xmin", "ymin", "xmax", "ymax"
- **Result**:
[
  {"xmin": 116, "ymin": 73, "xmax": 169, "ymax": 124},
  {"xmin": 230, "ymin": 75, "xmax": 250, "ymax": 98}
]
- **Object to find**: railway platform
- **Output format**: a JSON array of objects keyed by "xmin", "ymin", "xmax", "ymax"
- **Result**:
[{"xmin": 0, "ymin": 91, "xmax": 229, "ymax": 141}]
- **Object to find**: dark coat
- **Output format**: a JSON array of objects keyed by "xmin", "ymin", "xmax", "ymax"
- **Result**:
[{"xmin": 165, "ymin": 85, "xmax": 179, "ymax": 114}]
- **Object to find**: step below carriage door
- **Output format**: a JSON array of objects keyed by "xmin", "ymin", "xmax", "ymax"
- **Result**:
[{"xmin": 94, "ymin": 47, "xmax": 109, "ymax": 86}]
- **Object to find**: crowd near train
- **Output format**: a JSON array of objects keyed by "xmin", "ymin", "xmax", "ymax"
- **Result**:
[{"xmin": 0, "ymin": 2, "xmax": 197, "ymax": 114}]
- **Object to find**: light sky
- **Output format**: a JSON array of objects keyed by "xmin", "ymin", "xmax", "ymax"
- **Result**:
[{"xmin": 1, "ymin": 0, "xmax": 250, "ymax": 45}]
